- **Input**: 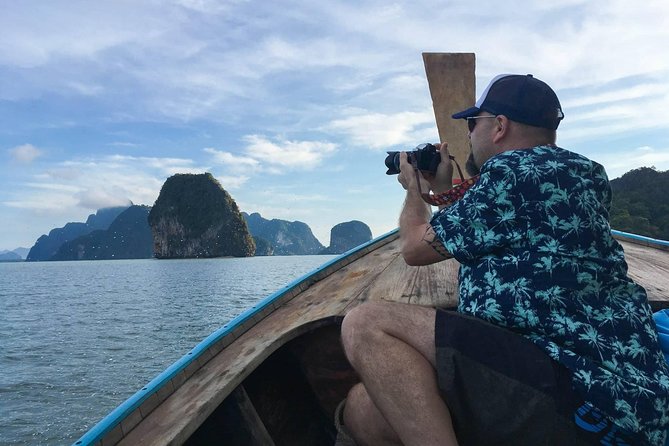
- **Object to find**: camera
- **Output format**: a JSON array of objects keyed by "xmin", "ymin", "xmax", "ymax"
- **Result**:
[{"xmin": 385, "ymin": 143, "xmax": 441, "ymax": 175}]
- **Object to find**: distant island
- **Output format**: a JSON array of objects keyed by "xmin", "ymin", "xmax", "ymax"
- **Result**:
[
  {"xmin": 243, "ymin": 212, "xmax": 324, "ymax": 255},
  {"xmin": 21, "ymin": 172, "xmax": 374, "ymax": 261},
  {"xmin": 149, "ymin": 173, "xmax": 255, "ymax": 259},
  {"xmin": 26, "ymin": 206, "xmax": 130, "ymax": 261},
  {"xmin": 0, "ymin": 250, "xmax": 23, "ymax": 262},
  {"xmin": 50, "ymin": 205, "xmax": 153, "ymax": 261},
  {"xmin": 320, "ymin": 220, "xmax": 372, "ymax": 255}
]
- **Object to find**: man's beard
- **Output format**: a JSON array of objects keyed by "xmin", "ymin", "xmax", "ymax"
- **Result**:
[{"xmin": 466, "ymin": 151, "xmax": 480, "ymax": 177}]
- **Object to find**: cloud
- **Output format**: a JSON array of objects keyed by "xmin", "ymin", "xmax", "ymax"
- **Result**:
[
  {"xmin": 204, "ymin": 148, "xmax": 260, "ymax": 171},
  {"xmin": 171, "ymin": 0, "xmax": 241, "ymax": 14},
  {"xmin": 4, "ymin": 195, "xmax": 78, "ymax": 211},
  {"xmin": 328, "ymin": 110, "xmax": 435, "ymax": 149},
  {"xmin": 75, "ymin": 190, "xmax": 133, "ymax": 210},
  {"xmin": 207, "ymin": 137, "xmax": 337, "ymax": 174},
  {"xmin": 8, "ymin": 144, "xmax": 43, "ymax": 164},
  {"xmin": 242, "ymin": 135, "xmax": 337, "ymax": 169},
  {"xmin": 22, "ymin": 182, "xmax": 81, "ymax": 193},
  {"xmin": 214, "ymin": 175, "xmax": 250, "ymax": 190},
  {"xmin": 3, "ymin": 154, "xmax": 204, "ymax": 216},
  {"xmin": 105, "ymin": 155, "xmax": 205, "ymax": 176}
]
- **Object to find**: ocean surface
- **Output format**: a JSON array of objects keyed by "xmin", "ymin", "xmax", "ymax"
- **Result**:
[{"xmin": 0, "ymin": 255, "xmax": 336, "ymax": 446}]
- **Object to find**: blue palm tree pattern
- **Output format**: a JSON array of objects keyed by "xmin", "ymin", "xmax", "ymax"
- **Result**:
[{"xmin": 431, "ymin": 145, "xmax": 669, "ymax": 445}]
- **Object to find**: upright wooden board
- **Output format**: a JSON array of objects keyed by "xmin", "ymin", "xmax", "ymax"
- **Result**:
[{"xmin": 422, "ymin": 53, "xmax": 475, "ymax": 168}]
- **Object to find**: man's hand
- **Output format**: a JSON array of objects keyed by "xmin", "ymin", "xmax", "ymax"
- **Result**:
[
  {"xmin": 423, "ymin": 142, "xmax": 454, "ymax": 194},
  {"xmin": 398, "ymin": 143, "xmax": 454, "ymax": 195}
]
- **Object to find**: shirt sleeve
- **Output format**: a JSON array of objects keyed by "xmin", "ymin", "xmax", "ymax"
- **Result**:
[{"xmin": 430, "ymin": 162, "xmax": 526, "ymax": 262}]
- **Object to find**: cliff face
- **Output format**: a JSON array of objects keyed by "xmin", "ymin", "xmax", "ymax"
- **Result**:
[
  {"xmin": 50, "ymin": 205, "xmax": 153, "ymax": 260},
  {"xmin": 320, "ymin": 220, "xmax": 372, "ymax": 255},
  {"xmin": 243, "ymin": 212, "xmax": 324, "ymax": 255},
  {"xmin": 252, "ymin": 236, "xmax": 274, "ymax": 256},
  {"xmin": 148, "ymin": 173, "xmax": 255, "ymax": 258},
  {"xmin": 26, "ymin": 206, "xmax": 130, "ymax": 261}
]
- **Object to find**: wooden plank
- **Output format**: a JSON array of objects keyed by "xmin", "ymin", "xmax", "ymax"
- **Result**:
[
  {"xmin": 231, "ymin": 385, "xmax": 276, "ymax": 446},
  {"xmin": 407, "ymin": 259, "xmax": 459, "ymax": 307},
  {"xmin": 422, "ymin": 53, "xmax": 475, "ymax": 167}
]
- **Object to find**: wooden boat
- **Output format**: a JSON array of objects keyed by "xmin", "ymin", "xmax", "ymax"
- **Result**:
[{"xmin": 74, "ymin": 54, "xmax": 669, "ymax": 446}]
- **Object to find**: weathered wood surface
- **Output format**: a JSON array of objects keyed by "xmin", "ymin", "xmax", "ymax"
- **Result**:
[
  {"xmin": 423, "ymin": 52, "xmax": 475, "ymax": 168},
  {"xmin": 619, "ymin": 239, "xmax": 669, "ymax": 304},
  {"xmin": 230, "ymin": 386, "xmax": 275, "ymax": 446}
]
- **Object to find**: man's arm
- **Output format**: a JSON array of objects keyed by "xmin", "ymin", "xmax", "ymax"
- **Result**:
[
  {"xmin": 399, "ymin": 187, "xmax": 452, "ymax": 265},
  {"xmin": 397, "ymin": 147, "xmax": 453, "ymax": 266}
]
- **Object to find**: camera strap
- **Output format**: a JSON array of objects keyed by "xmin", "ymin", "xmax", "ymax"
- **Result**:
[{"xmin": 412, "ymin": 156, "xmax": 479, "ymax": 207}]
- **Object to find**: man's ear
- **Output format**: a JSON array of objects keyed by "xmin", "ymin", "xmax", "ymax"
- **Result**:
[{"xmin": 491, "ymin": 115, "xmax": 509, "ymax": 144}]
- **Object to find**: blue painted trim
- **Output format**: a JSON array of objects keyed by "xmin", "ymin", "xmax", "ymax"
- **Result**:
[
  {"xmin": 72, "ymin": 229, "xmax": 398, "ymax": 446},
  {"xmin": 612, "ymin": 229, "xmax": 669, "ymax": 248}
]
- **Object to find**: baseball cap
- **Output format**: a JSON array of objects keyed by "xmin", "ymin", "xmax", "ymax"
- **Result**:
[{"xmin": 452, "ymin": 74, "xmax": 564, "ymax": 130}]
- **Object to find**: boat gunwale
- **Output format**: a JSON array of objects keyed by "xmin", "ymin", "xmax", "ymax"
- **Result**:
[
  {"xmin": 612, "ymin": 229, "xmax": 669, "ymax": 251},
  {"xmin": 73, "ymin": 229, "xmax": 399, "ymax": 446}
]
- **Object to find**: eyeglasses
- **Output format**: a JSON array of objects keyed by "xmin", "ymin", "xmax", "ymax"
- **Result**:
[{"xmin": 466, "ymin": 115, "xmax": 497, "ymax": 132}]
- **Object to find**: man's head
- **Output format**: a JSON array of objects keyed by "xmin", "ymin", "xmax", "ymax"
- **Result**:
[
  {"xmin": 453, "ymin": 74, "xmax": 564, "ymax": 130},
  {"xmin": 453, "ymin": 74, "xmax": 564, "ymax": 169}
]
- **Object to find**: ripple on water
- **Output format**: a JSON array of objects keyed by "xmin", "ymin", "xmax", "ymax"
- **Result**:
[{"xmin": 0, "ymin": 255, "xmax": 334, "ymax": 445}]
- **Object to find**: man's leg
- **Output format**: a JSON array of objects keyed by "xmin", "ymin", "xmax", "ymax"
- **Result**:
[
  {"xmin": 340, "ymin": 301, "xmax": 458, "ymax": 446},
  {"xmin": 342, "ymin": 382, "xmax": 401, "ymax": 446}
]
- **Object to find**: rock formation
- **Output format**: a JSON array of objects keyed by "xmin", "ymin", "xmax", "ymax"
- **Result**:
[
  {"xmin": 26, "ymin": 206, "xmax": 130, "ymax": 261},
  {"xmin": 252, "ymin": 236, "xmax": 274, "ymax": 256},
  {"xmin": 0, "ymin": 251, "xmax": 22, "ymax": 262},
  {"xmin": 149, "ymin": 173, "xmax": 254, "ymax": 258},
  {"xmin": 320, "ymin": 220, "xmax": 372, "ymax": 255},
  {"xmin": 50, "ymin": 205, "xmax": 153, "ymax": 260},
  {"xmin": 243, "ymin": 212, "xmax": 324, "ymax": 255}
]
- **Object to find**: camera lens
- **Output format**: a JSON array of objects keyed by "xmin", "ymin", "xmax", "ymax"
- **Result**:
[{"xmin": 385, "ymin": 151, "xmax": 401, "ymax": 175}]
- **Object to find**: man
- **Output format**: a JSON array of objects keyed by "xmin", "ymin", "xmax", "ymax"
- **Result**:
[{"xmin": 339, "ymin": 74, "xmax": 669, "ymax": 445}]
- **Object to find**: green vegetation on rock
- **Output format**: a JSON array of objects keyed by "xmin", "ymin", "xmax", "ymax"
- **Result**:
[
  {"xmin": 610, "ymin": 167, "xmax": 669, "ymax": 240},
  {"xmin": 320, "ymin": 220, "xmax": 372, "ymax": 255},
  {"xmin": 149, "ymin": 173, "xmax": 255, "ymax": 258}
]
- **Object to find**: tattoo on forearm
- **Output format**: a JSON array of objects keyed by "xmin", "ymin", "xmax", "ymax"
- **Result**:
[{"xmin": 422, "ymin": 226, "xmax": 449, "ymax": 258}]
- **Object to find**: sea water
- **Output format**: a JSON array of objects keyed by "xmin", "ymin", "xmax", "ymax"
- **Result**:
[{"xmin": 0, "ymin": 255, "xmax": 335, "ymax": 445}]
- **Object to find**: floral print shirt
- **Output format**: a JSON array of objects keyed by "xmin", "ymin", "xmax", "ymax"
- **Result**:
[{"xmin": 431, "ymin": 145, "xmax": 669, "ymax": 445}]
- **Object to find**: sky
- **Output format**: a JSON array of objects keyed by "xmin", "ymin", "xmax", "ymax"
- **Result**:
[{"xmin": 1, "ymin": 0, "xmax": 669, "ymax": 251}]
